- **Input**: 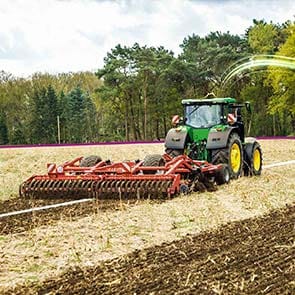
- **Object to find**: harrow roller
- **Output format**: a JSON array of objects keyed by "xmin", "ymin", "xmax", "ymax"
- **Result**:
[{"xmin": 19, "ymin": 154, "xmax": 228, "ymax": 199}]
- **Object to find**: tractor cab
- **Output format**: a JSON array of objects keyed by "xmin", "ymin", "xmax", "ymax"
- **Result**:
[
  {"xmin": 181, "ymin": 97, "xmax": 247, "ymax": 145},
  {"xmin": 185, "ymin": 103, "xmax": 222, "ymax": 129},
  {"xmin": 183, "ymin": 97, "xmax": 241, "ymax": 127}
]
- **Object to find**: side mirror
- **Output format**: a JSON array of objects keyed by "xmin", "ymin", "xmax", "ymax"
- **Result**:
[
  {"xmin": 227, "ymin": 113, "xmax": 237, "ymax": 125},
  {"xmin": 245, "ymin": 102, "xmax": 252, "ymax": 114},
  {"xmin": 171, "ymin": 115, "xmax": 183, "ymax": 126}
]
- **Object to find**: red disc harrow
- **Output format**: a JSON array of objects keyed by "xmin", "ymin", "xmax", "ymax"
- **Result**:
[{"xmin": 19, "ymin": 154, "xmax": 226, "ymax": 199}]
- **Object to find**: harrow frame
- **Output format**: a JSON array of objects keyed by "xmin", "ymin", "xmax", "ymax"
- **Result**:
[{"xmin": 20, "ymin": 154, "xmax": 225, "ymax": 199}]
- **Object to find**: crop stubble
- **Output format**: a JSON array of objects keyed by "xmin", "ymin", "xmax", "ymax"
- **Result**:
[
  {"xmin": 0, "ymin": 139, "xmax": 294, "ymax": 293},
  {"xmin": 0, "ymin": 139, "xmax": 294, "ymax": 202},
  {"xmin": 4, "ymin": 203, "xmax": 295, "ymax": 294},
  {"xmin": 0, "ymin": 139, "xmax": 294, "ymax": 235}
]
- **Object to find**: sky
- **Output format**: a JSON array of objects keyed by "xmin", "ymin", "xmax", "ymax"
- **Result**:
[{"xmin": 0, "ymin": 0, "xmax": 294, "ymax": 77}]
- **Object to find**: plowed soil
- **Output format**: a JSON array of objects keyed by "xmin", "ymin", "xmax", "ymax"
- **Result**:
[
  {"xmin": 5, "ymin": 203, "xmax": 295, "ymax": 295},
  {"xmin": 0, "ymin": 197, "xmax": 145, "ymax": 235}
]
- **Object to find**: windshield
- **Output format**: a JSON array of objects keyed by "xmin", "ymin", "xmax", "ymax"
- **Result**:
[{"xmin": 185, "ymin": 104, "xmax": 222, "ymax": 128}]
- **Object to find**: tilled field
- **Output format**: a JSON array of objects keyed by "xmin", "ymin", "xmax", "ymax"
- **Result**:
[
  {"xmin": 5, "ymin": 203, "xmax": 295, "ymax": 294},
  {"xmin": 1, "ymin": 140, "xmax": 295, "ymax": 294},
  {"xmin": 0, "ymin": 197, "xmax": 146, "ymax": 235}
]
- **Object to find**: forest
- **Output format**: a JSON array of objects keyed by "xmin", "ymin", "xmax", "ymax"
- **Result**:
[{"xmin": 0, "ymin": 19, "xmax": 294, "ymax": 145}]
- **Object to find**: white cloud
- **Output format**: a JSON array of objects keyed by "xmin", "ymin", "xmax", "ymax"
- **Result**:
[{"xmin": 0, "ymin": 0, "xmax": 294, "ymax": 77}]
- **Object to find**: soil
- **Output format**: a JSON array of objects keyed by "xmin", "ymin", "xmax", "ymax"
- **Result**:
[
  {"xmin": 4, "ymin": 203, "xmax": 295, "ymax": 295},
  {"xmin": 0, "ymin": 197, "xmax": 146, "ymax": 235}
]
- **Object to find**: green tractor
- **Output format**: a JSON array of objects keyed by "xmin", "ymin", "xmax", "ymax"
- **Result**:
[{"xmin": 164, "ymin": 97, "xmax": 262, "ymax": 181}]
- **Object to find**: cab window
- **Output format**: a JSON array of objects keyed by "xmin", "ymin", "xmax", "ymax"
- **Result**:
[{"xmin": 185, "ymin": 104, "xmax": 222, "ymax": 128}]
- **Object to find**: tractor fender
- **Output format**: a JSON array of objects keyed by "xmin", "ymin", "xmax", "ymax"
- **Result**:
[
  {"xmin": 243, "ymin": 137, "xmax": 258, "ymax": 162},
  {"xmin": 206, "ymin": 127, "xmax": 237, "ymax": 149},
  {"xmin": 164, "ymin": 128, "xmax": 188, "ymax": 149}
]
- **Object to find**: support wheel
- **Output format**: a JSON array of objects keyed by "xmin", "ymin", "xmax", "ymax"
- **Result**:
[
  {"xmin": 80, "ymin": 155, "xmax": 102, "ymax": 167},
  {"xmin": 142, "ymin": 154, "xmax": 165, "ymax": 174}
]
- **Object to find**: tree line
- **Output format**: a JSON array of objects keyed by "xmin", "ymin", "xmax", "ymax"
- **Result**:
[
  {"xmin": 0, "ymin": 72, "xmax": 102, "ymax": 144},
  {"xmin": 0, "ymin": 19, "xmax": 294, "ymax": 145}
]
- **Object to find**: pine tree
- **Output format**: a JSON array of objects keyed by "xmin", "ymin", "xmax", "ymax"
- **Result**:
[
  {"xmin": 11, "ymin": 122, "xmax": 26, "ymax": 144},
  {"xmin": 30, "ymin": 85, "xmax": 59, "ymax": 143},
  {"xmin": 66, "ymin": 86, "xmax": 87, "ymax": 142},
  {"xmin": 44, "ymin": 85, "xmax": 58, "ymax": 143},
  {"xmin": 30, "ymin": 88, "xmax": 46, "ymax": 143},
  {"xmin": 84, "ymin": 92, "xmax": 97, "ymax": 142},
  {"xmin": 58, "ymin": 90, "xmax": 69, "ymax": 142}
]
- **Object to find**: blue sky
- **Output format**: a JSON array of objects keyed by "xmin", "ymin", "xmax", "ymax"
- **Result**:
[{"xmin": 0, "ymin": 0, "xmax": 294, "ymax": 77}]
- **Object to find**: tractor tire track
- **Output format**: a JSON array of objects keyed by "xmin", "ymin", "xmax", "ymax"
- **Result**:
[{"xmin": 4, "ymin": 203, "xmax": 295, "ymax": 294}]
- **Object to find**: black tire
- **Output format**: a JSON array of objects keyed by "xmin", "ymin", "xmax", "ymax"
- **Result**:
[
  {"xmin": 165, "ymin": 148, "xmax": 183, "ymax": 158},
  {"xmin": 244, "ymin": 141, "xmax": 262, "ymax": 176},
  {"xmin": 212, "ymin": 133, "xmax": 243, "ymax": 179},
  {"xmin": 80, "ymin": 155, "xmax": 102, "ymax": 167},
  {"xmin": 142, "ymin": 154, "xmax": 165, "ymax": 174},
  {"xmin": 215, "ymin": 164, "xmax": 230, "ymax": 185}
]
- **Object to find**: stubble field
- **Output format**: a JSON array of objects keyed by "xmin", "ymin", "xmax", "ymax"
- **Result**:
[{"xmin": 0, "ymin": 139, "xmax": 294, "ymax": 294}]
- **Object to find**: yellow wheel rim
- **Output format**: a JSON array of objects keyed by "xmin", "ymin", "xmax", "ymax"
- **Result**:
[
  {"xmin": 253, "ymin": 148, "xmax": 261, "ymax": 171},
  {"xmin": 230, "ymin": 143, "xmax": 241, "ymax": 173}
]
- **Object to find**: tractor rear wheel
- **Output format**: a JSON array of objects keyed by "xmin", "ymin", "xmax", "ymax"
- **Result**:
[
  {"xmin": 244, "ymin": 141, "xmax": 262, "ymax": 176},
  {"xmin": 80, "ymin": 155, "xmax": 102, "ymax": 167},
  {"xmin": 212, "ymin": 133, "xmax": 243, "ymax": 179},
  {"xmin": 142, "ymin": 154, "xmax": 165, "ymax": 174}
]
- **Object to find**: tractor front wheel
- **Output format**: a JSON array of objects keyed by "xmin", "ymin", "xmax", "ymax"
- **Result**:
[
  {"xmin": 215, "ymin": 164, "xmax": 230, "ymax": 185},
  {"xmin": 212, "ymin": 133, "xmax": 243, "ymax": 179}
]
